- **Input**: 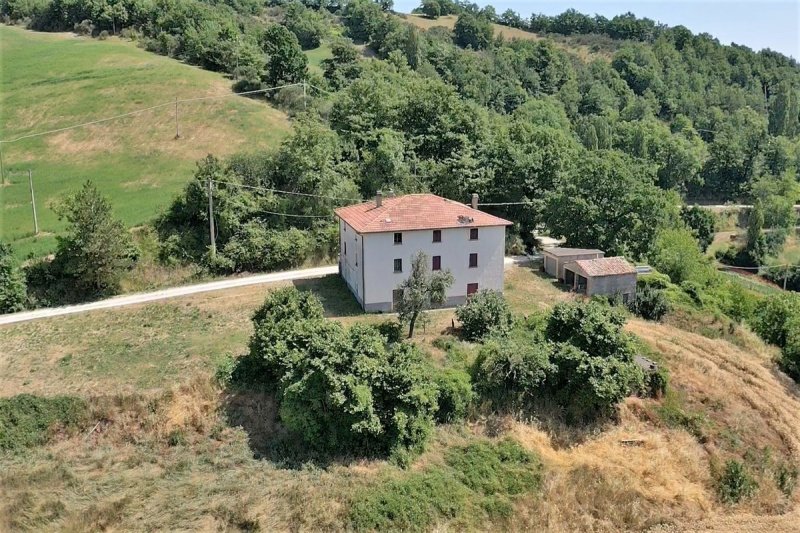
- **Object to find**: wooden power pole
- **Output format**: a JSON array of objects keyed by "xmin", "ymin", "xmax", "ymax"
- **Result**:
[
  {"xmin": 207, "ymin": 178, "xmax": 216, "ymax": 256},
  {"xmin": 28, "ymin": 170, "xmax": 39, "ymax": 235}
]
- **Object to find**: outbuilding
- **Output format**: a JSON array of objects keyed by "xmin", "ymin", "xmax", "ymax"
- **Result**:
[
  {"xmin": 563, "ymin": 256, "xmax": 637, "ymax": 302},
  {"xmin": 542, "ymin": 247, "xmax": 604, "ymax": 281}
]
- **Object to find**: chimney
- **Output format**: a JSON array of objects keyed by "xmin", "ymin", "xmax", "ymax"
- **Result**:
[
  {"xmin": 376, "ymin": 190, "xmax": 383, "ymax": 208},
  {"xmin": 471, "ymin": 193, "xmax": 479, "ymax": 210}
]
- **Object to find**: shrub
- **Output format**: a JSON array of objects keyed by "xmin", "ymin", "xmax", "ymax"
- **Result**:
[
  {"xmin": 636, "ymin": 271, "xmax": 671, "ymax": 290},
  {"xmin": 243, "ymin": 289, "xmax": 439, "ymax": 459},
  {"xmin": 776, "ymin": 463, "xmax": 798, "ymax": 496},
  {"xmin": 716, "ymin": 459, "xmax": 758, "ymax": 504},
  {"xmin": 0, "ymin": 241, "xmax": 27, "ymax": 313},
  {"xmin": 546, "ymin": 300, "xmax": 634, "ymax": 360},
  {"xmin": 349, "ymin": 469, "xmax": 470, "ymax": 531},
  {"xmin": 472, "ymin": 336, "xmax": 555, "ymax": 408},
  {"xmin": 444, "ymin": 439, "xmax": 543, "ymax": 496},
  {"xmin": 374, "ymin": 320, "xmax": 403, "ymax": 343},
  {"xmin": 74, "ymin": 19, "xmax": 93, "ymax": 36},
  {"xmin": 749, "ymin": 293, "xmax": 800, "ymax": 348},
  {"xmin": 455, "ymin": 290, "xmax": 514, "ymax": 341},
  {"xmin": 628, "ymin": 285, "xmax": 670, "ymax": 321},
  {"xmin": 0, "ymin": 395, "xmax": 90, "ymax": 451},
  {"xmin": 549, "ymin": 343, "xmax": 643, "ymax": 421},
  {"xmin": 349, "ymin": 439, "xmax": 542, "ymax": 531},
  {"xmin": 650, "ymin": 228, "xmax": 713, "ymax": 285},
  {"xmin": 434, "ymin": 368, "xmax": 475, "ymax": 423},
  {"xmin": 98, "ymin": 29, "xmax": 109, "ymax": 40}
]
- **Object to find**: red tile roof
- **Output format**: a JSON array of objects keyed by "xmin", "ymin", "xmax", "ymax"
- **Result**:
[
  {"xmin": 573, "ymin": 257, "xmax": 636, "ymax": 277},
  {"xmin": 334, "ymin": 194, "xmax": 511, "ymax": 234}
]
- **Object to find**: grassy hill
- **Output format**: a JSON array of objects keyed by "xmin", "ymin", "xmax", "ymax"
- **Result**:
[
  {"xmin": 0, "ymin": 26, "xmax": 292, "ymax": 258},
  {"xmin": 2, "ymin": 266, "xmax": 799, "ymax": 531},
  {"xmin": 400, "ymin": 13, "xmax": 610, "ymax": 61}
]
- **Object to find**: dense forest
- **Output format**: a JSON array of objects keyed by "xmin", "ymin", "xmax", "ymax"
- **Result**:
[{"xmin": 1, "ymin": 0, "xmax": 799, "ymax": 273}]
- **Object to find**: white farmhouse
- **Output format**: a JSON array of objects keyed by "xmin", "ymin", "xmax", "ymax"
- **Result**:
[{"xmin": 334, "ymin": 192, "xmax": 511, "ymax": 312}]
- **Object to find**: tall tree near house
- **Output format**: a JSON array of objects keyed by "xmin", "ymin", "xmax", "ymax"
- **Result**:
[{"xmin": 396, "ymin": 251, "xmax": 453, "ymax": 338}]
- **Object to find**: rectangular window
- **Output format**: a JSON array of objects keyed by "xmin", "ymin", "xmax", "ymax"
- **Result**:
[
  {"xmin": 344, "ymin": 242, "xmax": 347, "ymax": 255},
  {"xmin": 432, "ymin": 256, "xmax": 441, "ymax": 271},
  {"xmin": 394, "ymin": 258, "xmax": 402, "ymax": 273},
  {"xmin": 469, "ymin": 228, "xmax": 479, "ymax": 240},
  {"xmin": 432, "ymin": 230, "xmax": 442, "ymax": 243},
  {"xmin": 469, "ymin": 253, "xmax": 478, "ymax": 268},
  {"xmin": 467, "ymin": 283, "xmax": 479, "ymax": 296},
  {"xmin": 394, "ymin": 232, "xmax": 403, "ymax": 245}
]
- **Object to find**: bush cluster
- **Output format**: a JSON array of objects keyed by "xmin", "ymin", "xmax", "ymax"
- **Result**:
[
  {"xmin": 349, "ymin": 438, "xmax": 542, "ymax": 530},
  {"xmin": 0, "ymin": 394, "xmax": 90, "ymax": 451},
  {"xmin": 750, "ymin": 294, "xmax": 800, "ymax": 379},
  {"xmin": 474, "ymin": 300, "xmax": 646, "ymax": 421},
  {"xmin": 233, "ymin": 287, "xmax": 471, "ymax": 461},
  {"xmin": 455, "ymin": 289, "xmax": 514, "ymax": 341}
]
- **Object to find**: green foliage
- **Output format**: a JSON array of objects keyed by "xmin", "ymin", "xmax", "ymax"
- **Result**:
[
  {"xmin": 650, "ymin": 228, "xmax": 713, "ymax": 285},
  {"xmin": 349, "ymin": 439, "xmax": 542, "ymax": 531},
  {"xmin": 396, "ymin": 251, "xmax": 454, "ymax": 338},
  {"xmin": 349, "ymin": 469, "xmax": 470, "ymax": 531},
  {"xmin": 455, "ymin": 289, "xmax": 514, "ymax": 341},
  {"xmin": 28, "ymin": 181, "xmax": 136, "ymax": 302},
  {"xmin": 241, "ymin": 288, "xmax": 440, "ymax": 459},
  {"xmin": 444, "ymin": 439, "xmax": 542, "ymax": 496},
  {"xmin": 0, "ymin": 241, "xmax": 27, "ymax": 313},
  {"xmin": 746, "ymin": 202, "xmax": 767, "ymax": 265},
  {"xmin": 546, "ymin": 300, "xmax": 634, "ymax": 360},
  {"xmin": 261, "ymin": 23, "xmax": 308, "ymax": 86},
  {"xmin": 472, "ymin": 335, "xmax": 555, "ymax": 408},
  {"xmin": 0, "ymin": 394, "xmax": 89, "ymax": 451},
  {"xmin": 433, "ymin": 367, "xmax": 474, "ymax": 423},
  {"xmin": 283, "ymin": 2, "xmax": 329, "ymax": 50},
  {"xmin": 419, "ymin": 0, "xmax": 440, "ymax": 19},
  {"xmin": 716, "ymin": 459, "xmax": 758, "ymax": 504},
  {"xmin": 776, "ymin": 462, "xmax": 799, "ymax": 497},
  {"xmin": 750, "ymin": 293, "xmax": 800, "ymax": 348},
  {"xmin": 543, "ymin": 151, "xmax": 679, "ymax": 258},
  {"xmin": 453, "ymin": 12, "xmax": 493, "ymax": 50},
  {"xmin": 681, "ymin": 205, "xmax": 716, "ymax": 252},
  {"xmin": 628, "ymin": 285, "xmax": 670, "ymax": 321}
]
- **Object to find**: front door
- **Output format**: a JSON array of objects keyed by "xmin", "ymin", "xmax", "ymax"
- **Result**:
[
  {"xmin": 467, "ymin": 283, "xmax": 479, "ymax": 296},
  {"xmin": 564, "ymin": 269, "xmax": 575, "ymax": 287}
]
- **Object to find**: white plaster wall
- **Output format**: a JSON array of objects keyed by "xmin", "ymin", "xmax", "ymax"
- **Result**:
[
  {"xmin": 339, "ymin": 219, "xmax": 364, "ymax": 305},
  {"xmin": 361, "ymin": 225, "xmax": 506, "ymax": 309}
]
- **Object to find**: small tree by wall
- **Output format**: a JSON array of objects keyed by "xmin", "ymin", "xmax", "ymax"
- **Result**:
[{"xmin": 396, "ymin": 251, "xmax": 453, "ymax": 338}]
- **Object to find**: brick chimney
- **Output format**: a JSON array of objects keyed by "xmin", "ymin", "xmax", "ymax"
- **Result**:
[
  {"xmin": 471, "ymin": 193, "xmax": 479, "ymax": 210},
  {"xmin": 376, "ymin": 190, "xmax": 383, "ymax": 208}
]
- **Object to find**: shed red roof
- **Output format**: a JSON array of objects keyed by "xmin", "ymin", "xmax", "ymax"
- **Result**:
[
  {"xmin": 573, "ymin": 257, "xmax": 636, "ymax": 277},
  {"xmin": 334, "ymin": 194, "xmax": 511, "ymax": 234}
]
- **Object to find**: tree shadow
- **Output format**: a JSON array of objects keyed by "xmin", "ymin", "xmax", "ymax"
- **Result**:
[
  {"xmin": 529, "ymin": 269, "xmax": 574, "ymax": 294},
  {"xmin": 220, "ymin": 385, "xmax": 379, "ymax": 469},
  {"xmin": 291, "ymin": 275, "xmax": 363, "ymax": 318}
]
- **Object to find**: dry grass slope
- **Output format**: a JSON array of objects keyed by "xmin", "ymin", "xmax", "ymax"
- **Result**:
[{"xmin": 3, "ymin": 266, "xmax": 800, "ymax": 530}]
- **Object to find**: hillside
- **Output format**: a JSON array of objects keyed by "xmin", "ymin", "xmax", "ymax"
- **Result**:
[
  {"xmin": 400, "ymin": 13, "xmax": 608, "ymax": 61},
  {"xmin": 2, "ymin": 266, "xmax": 799, "ymax": 531},
  {"xmin": 0, "ymin": 25, "xmax": 292, "ymax": 258}
]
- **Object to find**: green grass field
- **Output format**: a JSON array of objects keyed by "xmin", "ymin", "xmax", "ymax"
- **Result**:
[{"xmin": 0, "ymin": 26, "xmax": 292, "ymax": 258}]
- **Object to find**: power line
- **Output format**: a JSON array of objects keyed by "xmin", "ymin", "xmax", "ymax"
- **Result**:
[
  {"xmin": 477, "ymin": 201, "xmax": 534, "ymax": 206},
  {"xmin": 0, "ymin": 82, "xmax": 303, "ymax": 145},
  {"xmin": 210, "ymin": 179, "xmax": 362, "ymax": 202}
]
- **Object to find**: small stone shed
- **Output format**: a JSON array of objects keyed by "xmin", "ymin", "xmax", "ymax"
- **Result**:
[
  {"xmin": 542, "ymin": 247, "xmax": 604, "ymax": 281},
  {"xmin": 564, "ymin": 256, "xmax": 637, "ymax": 302}
]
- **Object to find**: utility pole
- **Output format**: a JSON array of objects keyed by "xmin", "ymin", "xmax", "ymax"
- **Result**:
[
  {"xmin": 207, "ymin": 178, "xmax": 216, "ymax": 257},
  {"xmin": 785, "ymin": 265, "xmax": 789, "ymax": 291},
  {"xmin": 27, "ymin": 170, "xmax": 39, "ymax": 235},
  {"xmin": 302, "ymin": 80, "xmax": 307, "ymax": 111},
  {"xmin": 0, "ymin": 143, "xmax": 6, "ymax": 186},
  {"xmin": 174, "ymin": 97, "xmax": 180, "ymax": 139}
]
